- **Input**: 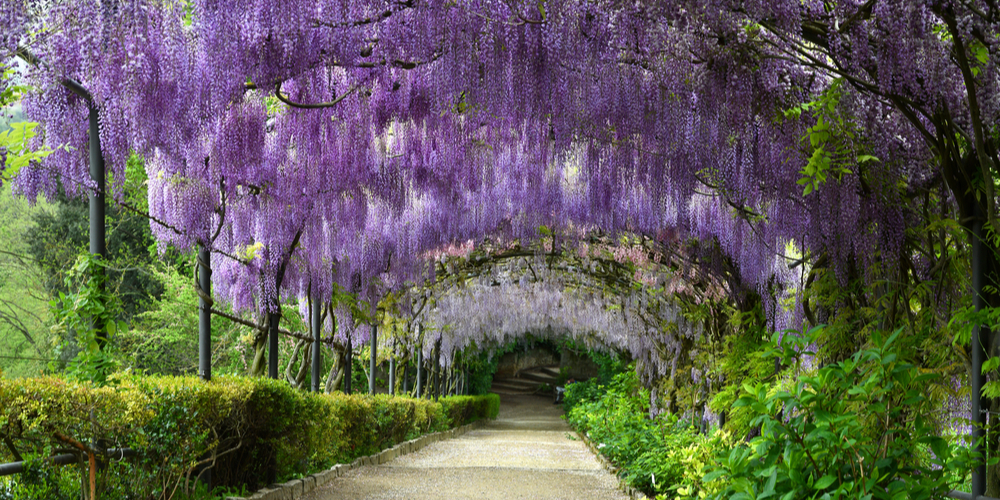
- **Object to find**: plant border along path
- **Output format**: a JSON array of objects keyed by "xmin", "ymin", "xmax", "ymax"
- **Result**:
[
  {"xmin": 227, "ymin": 420, "xmax": 491, "ymax": 500},
  {"xmin": 296, "ymin": 394, "xmax": 642, "ymax": 500}
]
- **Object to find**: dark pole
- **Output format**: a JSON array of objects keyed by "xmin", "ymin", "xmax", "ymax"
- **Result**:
[
  {"xmin": 416, "ymin": 347, "xmax": 423, "ymax": 398},
  {"xmin": 972, "ymin": 213, "xmax": 991, "ymax": 497},
  {"xmin": 369, "ymin": 324, "xmax": 378, "ymax": 395},
  {"xmin": 198, "ymin": 246, "xmax": 211, "ymax": 381},
  {"xmin": 88, "ymin": 106, "xmax": 107, "ymax": 346},
  {"xmin": 388, "ymin": 345, "xmax": 396, "ymax": 396},
  {"xmin": 434, "ymin": 341, "xmax": 441, "ymax": 401},
  {"xmin": 268, "ymin": 311, "xmax": 279, "ymax": 379},
  {"xmin": 196, "ymin": 247, "xmax": 213, "ymax": 489},
  {"xmin": 402, "ymin": 361, "xmax": 410, "ymax": 395},
  {"xmin": 88, "ymin": 107, "xmax": 106, "ymax": 261},
  {"xmin": 344, "ymin": 334, "xmax": 352, "ymax": 395},
  {"xmin": 311, "ymin": 295, "xmax": 322, "ymax": 392}
]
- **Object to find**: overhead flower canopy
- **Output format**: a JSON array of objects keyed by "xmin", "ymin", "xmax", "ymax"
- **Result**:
[{"xmin": 1, "ymin": 0, "xmax": 996, "ymax": 362}]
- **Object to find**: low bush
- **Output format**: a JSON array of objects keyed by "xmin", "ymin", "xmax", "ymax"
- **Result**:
[
  {"xmin": 562, "ymin": 377, "xmax": 605, "ymax": 415},
  {"xmin": 0, "ymin": 374, "xmax": 499, "ymax": 499},
  {"xmin": 565, "ymin": 327, "xmax": 977, "ymax": 500},
  {"xmin": 565, "ymin": 367, "xmax": 725, "ymax": 498},
  {"xmin": 703, "ymin": 328, "xmax": 976, "ymax": 500}
]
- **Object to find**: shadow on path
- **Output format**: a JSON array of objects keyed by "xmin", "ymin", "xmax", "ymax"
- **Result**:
[{"xmin": 300, "ymin": 394, "xmax": 631, "ymax": 500}]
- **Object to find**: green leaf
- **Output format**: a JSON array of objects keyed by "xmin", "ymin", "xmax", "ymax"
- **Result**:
[
  {"xmin": 702, "ymin": 469, "xmax": 726, "ymax": 482},
  {"xmin": 814, "ymin": 474, "xmax": 836, "ymax": 490},
  {"xmin": 983, "ymin": 356, "xmax": 1000, "ymax": 373},
  {"xmin": 973, "ymin": 43, "xmax": 989, "ymax": 65},
  {"xmin": 764, "ymin": 468, "xmax": 777, "ymax": 494}
]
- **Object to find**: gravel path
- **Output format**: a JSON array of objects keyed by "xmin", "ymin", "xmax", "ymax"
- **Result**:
[{"xmin": 300, "ymin": 394, "xmax": 631, "ymax": 500}]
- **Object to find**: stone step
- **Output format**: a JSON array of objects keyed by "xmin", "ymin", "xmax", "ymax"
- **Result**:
[
  {"xmin": 539, "ymin": 366, "xmax": 561, "ymax": 377},
  {"xmin": 490, "ymin": 380, "xmax": 538, "ymax": 392},
  {"xmin": 515, "ymin": 371, "xmax": 559, "ymax": 385},
  {"xmin": 489, "ymin": 386, "xmax": 537, "ymax": 395}
]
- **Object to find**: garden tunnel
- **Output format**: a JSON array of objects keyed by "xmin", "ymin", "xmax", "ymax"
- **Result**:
[{"xmin": 3, "ymin": 0, "xmax": 1000, "ymax": 497}]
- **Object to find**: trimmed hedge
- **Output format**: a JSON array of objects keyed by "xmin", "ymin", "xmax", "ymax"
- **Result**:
[{"xmin": 0, "ymin": 375, "xmax": 500, "ymax": 498}]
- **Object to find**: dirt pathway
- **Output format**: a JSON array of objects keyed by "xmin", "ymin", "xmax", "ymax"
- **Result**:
[{"xmin": 300, "ymin": 394, "xmax": 631, "ymax": 500}]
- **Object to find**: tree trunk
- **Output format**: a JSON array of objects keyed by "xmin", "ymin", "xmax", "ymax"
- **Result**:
[
  {"xmin": 324, "ymin": 347, "xmax": 345, "ymax": 394},
  {"xmin": 250, "ymin": 335, "xmax": 267, "ymax": 377},
  {"xmin": 285, "ymin": 339, "xmax": 306, "ymax": 386}
]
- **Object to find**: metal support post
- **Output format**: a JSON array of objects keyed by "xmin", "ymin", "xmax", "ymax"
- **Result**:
[
  {"xmin": 198, "ymin": 246, "xmax": 212, "ymax": 381},
  {"xmin": 972, "ymin": 214, "xmax": 991, "ymax": 498},
  {"xmin": 402, "ymin": 362, "xmax": 410, "ymax": 395},
  {"xmin": 369, "ymin": 324, "xmax": 378, "ymax": 394},
  {"xmin": 311, "ymin": 295, "xmax": 322, "ymax": 392},
  {"xmin": 344, "ymin": 334, "xmax": 352, "ymax": 395},
  {"xmin": 89, "ymin": 106, "xmax": 107, "ymax": 347},
  {"xmin": 416, "ymin": 348, "xmax": 423, "ymax": 398},
  {"xmin": 389, "ymin": 351, "xmax": 396, "ymax": 396},
  {"xmin": 268, "ymin": 312, "xmax": 279, "ymax": 379}
]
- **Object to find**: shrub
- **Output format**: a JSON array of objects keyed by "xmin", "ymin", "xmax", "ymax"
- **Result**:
[
  {"xmin": 565, "ymin": 368, "xmax": 726, "ymax": 498},
  {"xmin": 562, "ymin": 377, "xmax": 604, "ymax": 414},
  {"xmin": 0, "ymin": 374, "xmax": 499, "ymax": 499},
  {"xmin": 440, "ymin": 394, "xmax": 501, "ymax": 425},
  {"xmin": 703, "ymin": 327, "xmax": 976, "ymax": 500}
]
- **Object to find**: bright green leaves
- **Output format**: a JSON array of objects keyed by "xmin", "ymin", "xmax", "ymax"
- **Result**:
[
  {"xmin": 983, "ymin": 356, "xmax": 1000, "ymax": 373},
  {"xmin": 799, "ymin": 145, "xmax": 832, "ymax": 196},
  {"xmin": 1, "ymin": 66, "xmax": 61, "ymax": 188},
  {"xmin": 0, "ymin": 67, "xmax": 30, "ymax": 107},
  {"xmin": 564, "ymin": 368, "xmax": 728, "ymax": 498},
  {"xmin": 784, "ymin": 79, "xmax": 877, "ymax": 196},
  {"xmin": 969, "ymin": 40, "xmax": 989, "ymax": 78},
  {"xmin": 704, "ymin": 326, "xmax": 977, "ymax": 500},
  {"xmin": 947, "ymin": 303, "xmax": 1000, "ymax": 398},
  {"xmin": 49, "ymin": 253, "xmax": 122, "ymax": 385},
  {"xmin": 0, "ymin": 121, "xmax": 61, "ymax": 187}
]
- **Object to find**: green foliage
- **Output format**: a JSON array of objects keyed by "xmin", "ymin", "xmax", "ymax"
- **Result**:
[
  {"xmin": 949, "ymin": 303, "xmax": 1000, "ymax": 399},
  {"xmin": 0, "ymin": 374, "xmax": 499, "ymax": 498},
  {"xmin": 466, "ymin": 350, "xmax": 503, "ymax": 395},
  {"xmin": 0, "ymin": 458, "xmax": 77, "ymax": 500},
  {"xmin": 116, "ymin": 265, "xmax": 246, "ymax": 376},
  {"xmin": 440, "ymin": 393, "xmax": 501, "ymax": 424},
  {"xmin": 562, "ymin": 377, "xmax": 604, "ymax": 414},
  {"xmin": 566, "ymin": 367, "xmax": 726, "ymax": 498},
  {"xmin": 27, "ymin": 158, "xmax": 185, "ymax": 320},
  {"xmin": 784, "ymin": 79, "xmax": 876, "ymax": 196},
  {"xmin": 558, "ymin": 337, "xmax": 629, "ymax": 385},
  {"xmin": 704, "ymin": 326, "xmax": 977, "ymax": 500},
  {"xmin": 0, "ymin": 121, "xmax": 62, "ymax": 187},
  {"xmin": 0, "ymin": 182, "xmax": 55, "ymax": 377},
  {"xmin": 49, "ymin": 253, "xmax": 123, "ymax": 384},
  {"xmin": 707, "ymin": 302, "xmax": 773, "ymax": 439}
]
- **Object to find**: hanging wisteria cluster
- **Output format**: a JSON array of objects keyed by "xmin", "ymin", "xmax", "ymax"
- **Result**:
[{"xmin": 3, "ymin": 1, "xmax": 998, "ymax": 373}]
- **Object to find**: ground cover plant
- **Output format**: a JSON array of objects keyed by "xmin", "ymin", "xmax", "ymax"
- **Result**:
[
  {"xmin": 565, "ymin": 326, "xmax": 979, "ymax": 499},
  {"xmin": 565, "ymin": 368, "xmax": 726, "ymax": 498}
]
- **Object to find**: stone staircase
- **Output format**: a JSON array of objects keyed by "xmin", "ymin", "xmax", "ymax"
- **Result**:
[{"xmin": 490, "ymin": 365, "xmax": 561, "ymax": 395}]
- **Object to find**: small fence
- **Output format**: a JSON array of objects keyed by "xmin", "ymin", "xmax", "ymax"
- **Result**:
[{"xmin": 0, "ymin": 448, "xmax": 136, "ymax": 477}]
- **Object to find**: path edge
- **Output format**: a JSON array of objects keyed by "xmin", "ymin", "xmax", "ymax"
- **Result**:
[
  {"xmin": 226, "ymin": 418, "xmax": 490, "ymax": 500},
  {"xmin": 574, "ymin": 429, "xmax": 652, "ymax": 500}
]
